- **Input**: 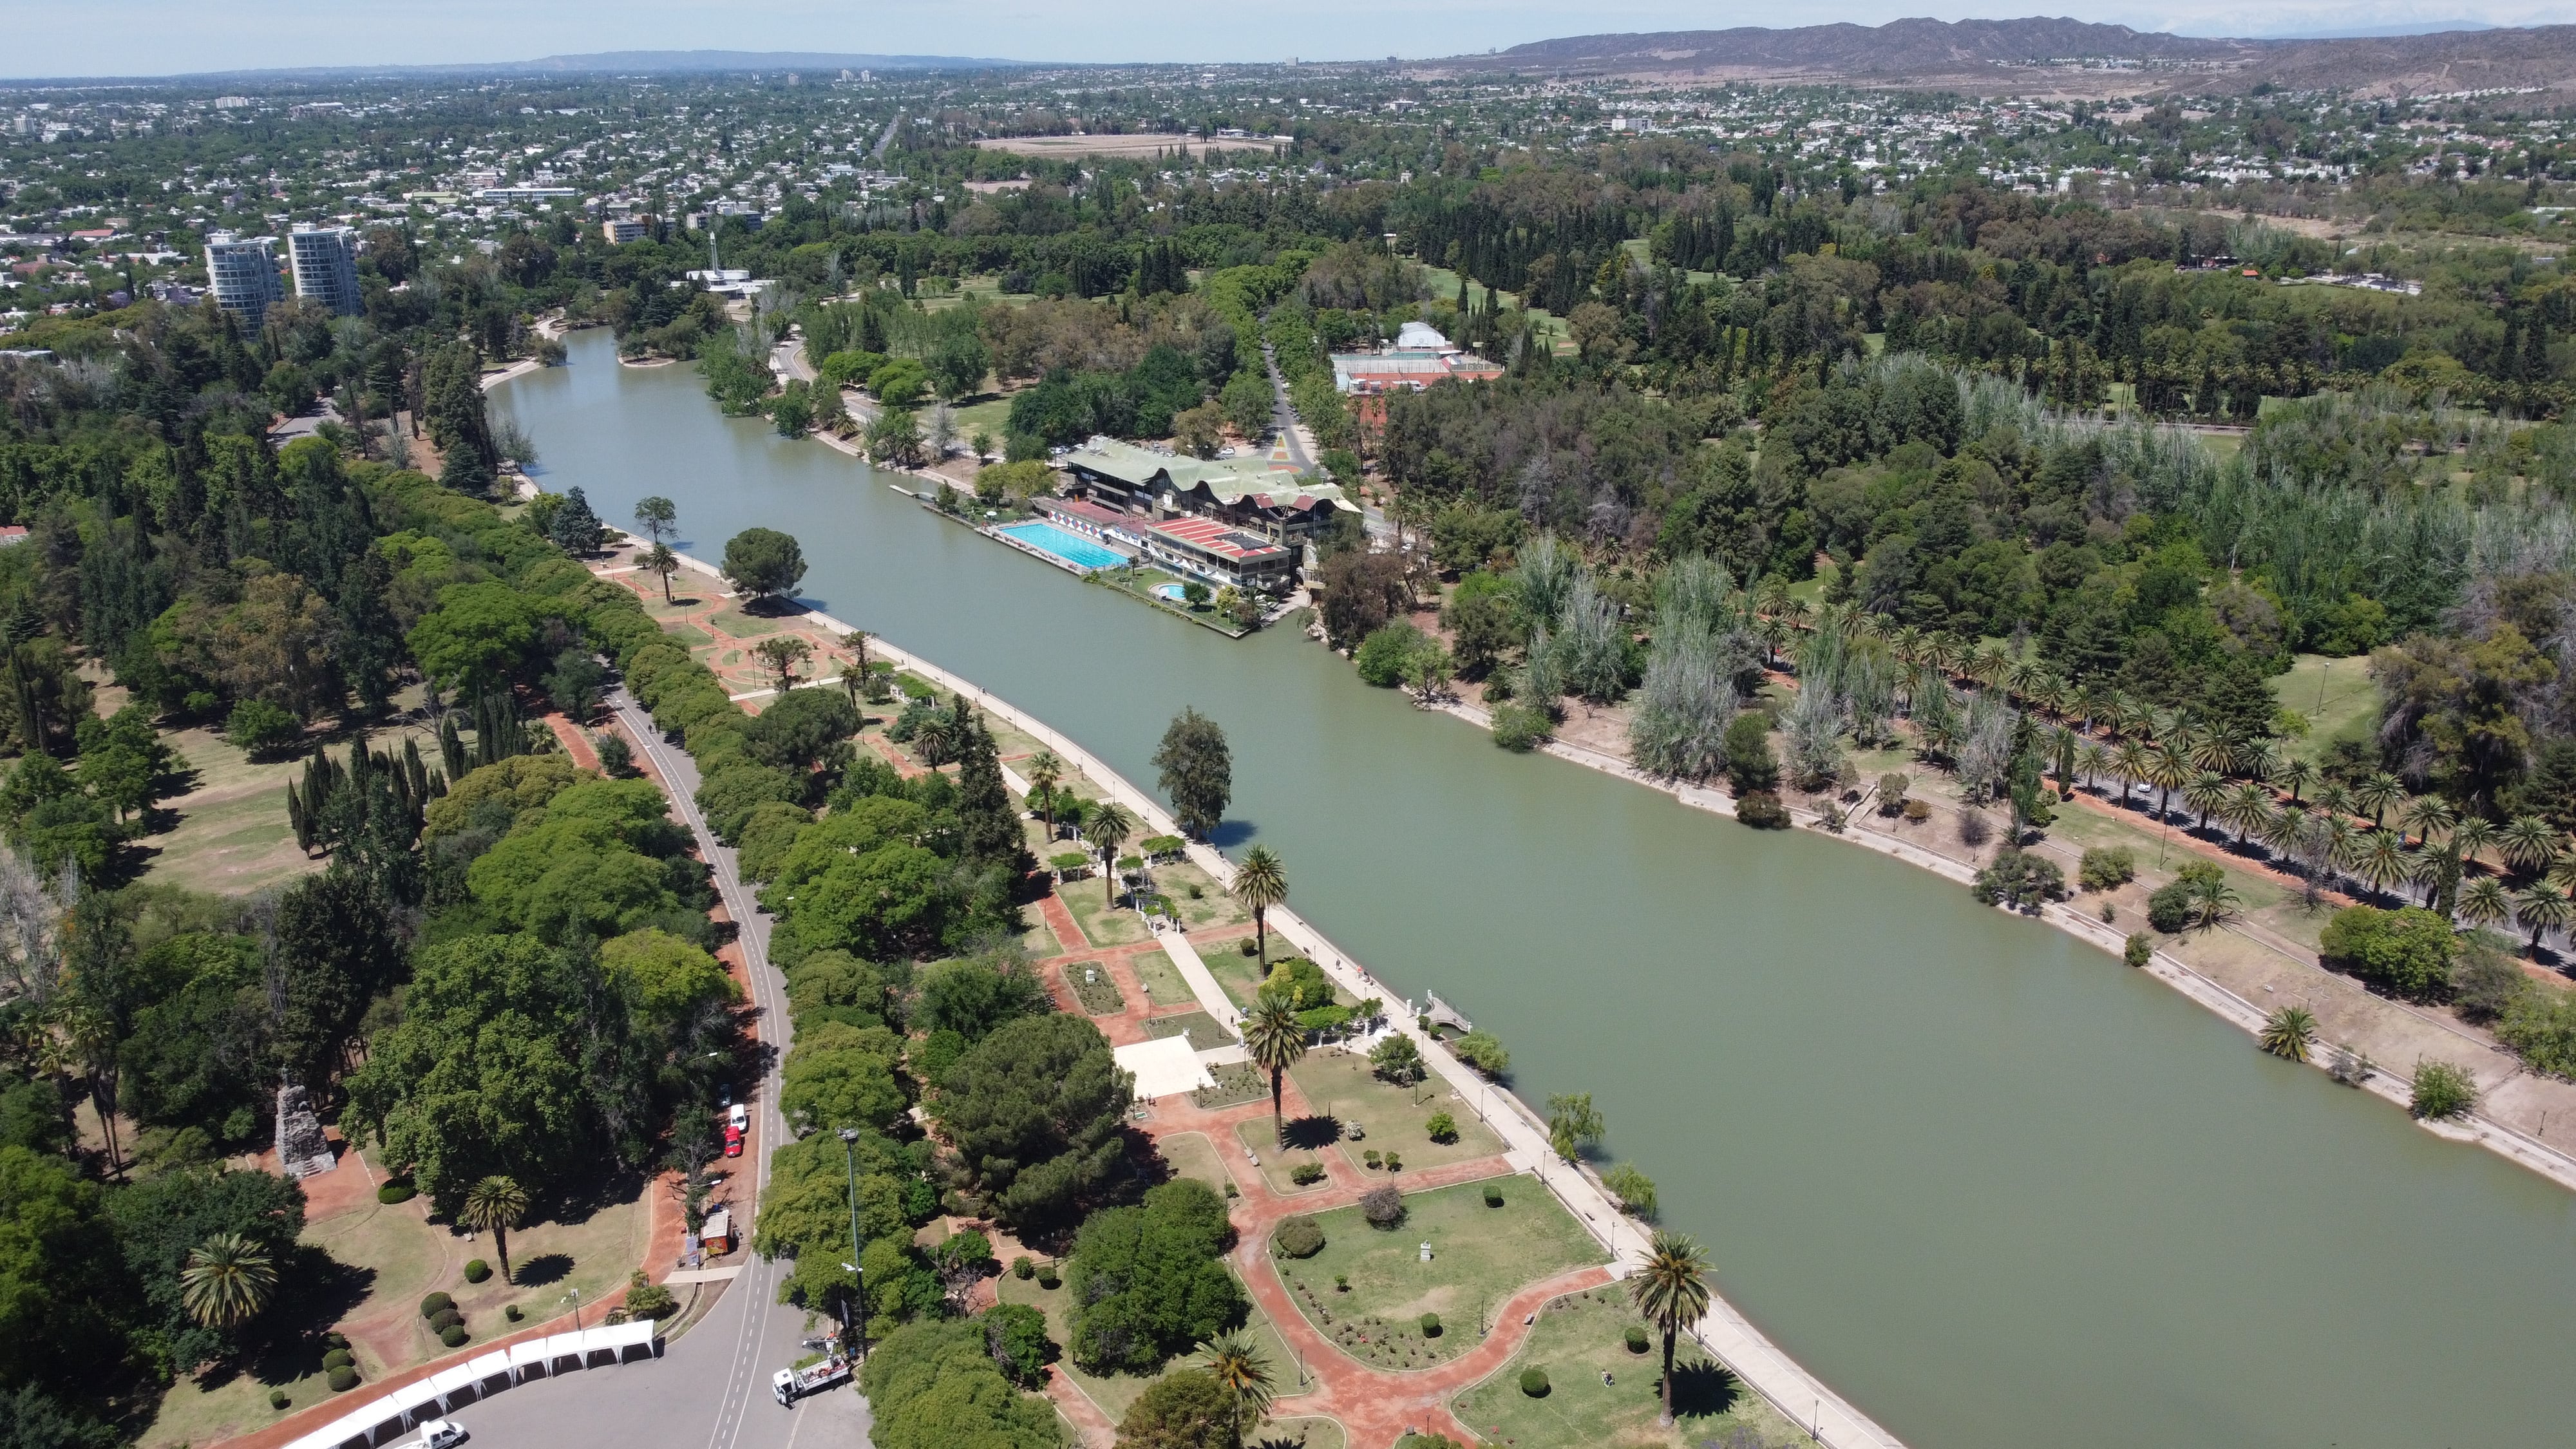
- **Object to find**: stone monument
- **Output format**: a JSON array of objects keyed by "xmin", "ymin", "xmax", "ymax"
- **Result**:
[{"xmin": 276, "ymin": 1081, "xmax": 335, "ymax": 1179}]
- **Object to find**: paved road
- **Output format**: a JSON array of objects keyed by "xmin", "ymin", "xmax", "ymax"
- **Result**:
[{"xmin": 429, "ymin": 689, "xmax": 869, "ymax": 1449}]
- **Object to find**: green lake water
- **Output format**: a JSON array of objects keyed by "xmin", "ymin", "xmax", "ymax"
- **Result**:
[{"xmin": 497, "ymin": 330, "xmax": 2576, "ymax": 1449}]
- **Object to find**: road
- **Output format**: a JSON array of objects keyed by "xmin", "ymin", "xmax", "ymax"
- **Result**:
[{"xmin": 428, "ymin": 688, "xmax": 869, "ymax": 1449}]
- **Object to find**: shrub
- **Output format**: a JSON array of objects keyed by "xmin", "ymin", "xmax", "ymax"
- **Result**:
[
  {"xmin": 2410, "ymin": 1059, "xmax": 2479, "ymax": 1119},
  {"xmin": 378, "ymin": 1179, "xmax": 417, "ymax": 1205},
  {"xmin": 463, "ymin": 1259, "xmax": 491, "ymax": 1283},
  {"xmin": 1490, "ymin": 703, "xmax": 1550, "ymax": 752},
  {"xmin": 1876, "ymin": 773, "xmax": 1911, "ymax": 815},
  {"xmin": 2125, "ymin": 933, "xmax": 2154, "ymax": 968},
  {"xmin": 1013, "ymin": 1255, "xmax": 1036, "ymax": 1280},
  {"xmin": 1238, "ymin": 938, "xmax": 1258, "ymax": 956},
  {"xmin": 505, "ymin": 1304, "xmax": 523, "ymax": 1321},
  {"xmin": 1972, "ymin": 849, "xmax": 2067, "ymax": 910},
  {"xmin": 1425, "ymin": 1110, "xmax": 1458, "ymax": 1143},
  {"xmin": 1625, "ymin": 1324, "xmax": 1651, "ymax": 1354},
  {"xmin": 1452, "ymin": 1029, "xmax": 1511, "ymax": 1079},
  {"xmin": 1289, "ymin": 1160, "xmax": 1326, "ymax": 1186},
  {"xmin": 1419, "ymin": 1312, "xmax": 1442, "ymax": 1338},
  {"xmin": 1956, "ymin": 809, "xmax": 1992, "ymax": 848},
  {"xmin": 2078, "ymin": 846, "xmax": 2137, "ymax": 892},
  {"xmin": 626, "ymin": 1274, "xmax": 679, "ymax": 1320},
  {"xmin": 440, "ymin": 1325, "xmax": 469, "ymax": 1349},
  {"xmin": 2320, "ymin": 905, "xmax": 2459, "ymax": 1003},
  {"xmin": 225, "ymin": 697, "xmax": 302, "ymax": 756},
  {"xmin": 430, "ymin": 1308, "xmax": 462, "ymax": 1332},
  {"xmin": 1363, "ymin": 1149, "xmax": 1381, "ymax": 1168},
  {"xmin": 1603, "ymin": 1162, "xmax": 1658, "ymax": 1218},
  {"xmin": 321, "ymin": 1349, "xmax": 352, "ymax": 1370},
  {"xmin": 1735, "ymin": 790, "xmax": 1791, "ymax": 829},
  {"xmin": 1355, "ymin": 623, "xmax": 1429, "ymax": 687},
  {"xmin": 1361, "ymin": 1186, "xmax": 1405, "ymax": 1227},
  {"xmin": 1274, "ymin": 1215, "xmax": 1326, "ymax": 1259},
  {"xmin": 269, "ymin": 1389, "xmax": 291, "ymax": 1410},
  {"xmin": 1036, "ymin": 1265, "xmax": 1060, "ymax": 1290},
  {"xmin": 2145, "ymin": 880, "xmax": 2195, "ymax": 934},
  {"xmin": 1520, "ymin": 1367, "xmax": 1551, "ymax": 1397},
  {"xmin": 1902, "ymin": 797, "xmax": 1932, "ymax": 822},
  {"xmin": 1383, "ymin": 1151, "xmax": 1402, "ymax": 1171},
  {"xmin": 1483, "ymin": 1184, "xmax": 1504, "ymax": 1208},
  {"xmin": 420, "ymin": 1292, "xmax": 453, "ymax": 1320},
  {"xmin": 328, "ymin": 1367, "xmax": 359, "ymax": 1393}
]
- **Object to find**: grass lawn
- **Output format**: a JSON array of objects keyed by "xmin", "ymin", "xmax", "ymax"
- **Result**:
[
  {"xmin": 708, "ymin": 606, "xmax": 787, "ymax": 638},
  {"xmin": 1061, "ymin": 959, "xmax": 1125, "ymax": 1015},
  {"xmin": 1157, "ymin": 1130, "xmax": 1241, "ymax": 1196},
  {"xmin": 1271, "ymin": 1179, "xmax": 1606, "ymax": 1371},
  {"xmin": 1130, "ymin": 944, "xmax": 1196, "ymax": 1010},
  {"xmin": 1286, "ymin": 1050, "xmax": 1508, "ymax": 1175},
  {"xmin": 1062, "ymin": 883, "xmax": 1153, "ymax": 948},
  {"xmin": 1255, "ymin": 1419, "xmax": 1345, "ymax": 1449},
  {"xmin": 1191, "ymin": 1061, "xmax": 1269, "ymax": 1110},
  {"xmin": 136, "ymin": 717, "xmax": 431, "ymax": 898},
  {"xmin": 1206, "ymin": 949, "xmax": 1358, "ymax": 1015},
  {"xmin": 998, "ymin": 1262, "xmax": 1298, "ymax": 1426},
  {"xmin": 1450, "ymin": 1285, "xmax": 1804, "ymax": 1449},
  {"xmin": 1234, "ymin": 1117, "xmax": 1337, "ymax": 1198},
  {"xmin": 2275, "ymin": 652, "xmax": 2380, "ymax": 764},
  {"xmin": 1144, "ymin": 1009, "xmax": 1236, "ymax": 1051},
  {"xmin": 1150, "ymin": 861, "xmax": 1251, "ymax": 930},
  {"xmin": 945, "ymin": 393, "xmax": 1016, "ymax": 446}
]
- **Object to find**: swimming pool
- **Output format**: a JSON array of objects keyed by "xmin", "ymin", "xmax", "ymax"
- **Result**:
[{"xmin": 996, "ymin": 520, "xmax": 1130, "ymax": 572}]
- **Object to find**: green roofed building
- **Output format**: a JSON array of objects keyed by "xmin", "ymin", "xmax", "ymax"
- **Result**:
[{"xmin": 1057, "ymin": 437, "xmax": 1358, "ymax": 567}]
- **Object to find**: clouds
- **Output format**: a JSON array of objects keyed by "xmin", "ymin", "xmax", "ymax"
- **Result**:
[{"xmin": 3, "ymin": 0, "xmax": 2555, "ymax": 78}]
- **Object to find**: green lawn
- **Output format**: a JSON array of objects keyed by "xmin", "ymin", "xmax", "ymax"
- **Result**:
[
  {"xmin": 2274, "ymin": 652, "xmax": 2380, "ymax": 764},
  {"xmin": 1272, "ymin": 1178, "xmax": 1607, "ymax": 1371},
  {"xmin": 1287, "ymin": 1050, "xmax": 1508, "ymax": 1175},
  {"xmin": 1235, "ymin": 1117, "xmax": 1337, "ymax": 1198},
  {"xmin": 1157, "ymin": 1129, "xmax": 1241, "ymax": 1197},
  {"xmin": 708, "ymin": 606, "xmax": 787, "ymax": 637},
  {"xmin": 1061, "ymin": 958, "xmax": 1125, "ymax": 1015},
  {"xmin": 1144, "ymin": 1009, "xmax": 1236, "ymax": 1051},
  {"xmin": 1206, "ymin": 949, "xmax": 1359, "ymax": 1015},
  {"xmin": 137, "ymin": 717, "xmax": 435, "ymax": 898},
  {"xmin": 945, "ymin": 393, "xmax": 1016, "ymax": 448},
  {"xmin": 1450, "ymin": 1286, "xmax": 1804, "ymax": 1449},
  {"xmin": 1147, "ymin": 861, "xmax": 1251, "ymax": 931},
  {"xmin": 1061, "ymin": 882, "xmax": 1153, "ymax": 947},
  {"xmin": 1130, "ymin": 945, "xmax": 1196, "ymax": 1010}
]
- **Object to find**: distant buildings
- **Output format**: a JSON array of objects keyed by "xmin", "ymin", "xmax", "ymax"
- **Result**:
[
  {"xmin": 602, "ymin": 218, "xmax": 650, "ymax": 243},
  {"xmin": 1329, "ymin": 323, "xmax": 1503, "ymax": 394},
  {"xmin": 287, "ymin": 225, "xmax": 361, "ymax": 316},
  {"xmin": 204, "ymin": 231, "xmax": 282, "ymax": 328},
  {"xmin": 1053, "ymin": 437, "xmax": 1358, "ymax": 590}
]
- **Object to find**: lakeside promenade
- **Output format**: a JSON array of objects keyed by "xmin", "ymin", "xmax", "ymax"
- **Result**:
[{"xmin": 647, "ymin": 544, "xmax": 1910, "ymax": 1449}]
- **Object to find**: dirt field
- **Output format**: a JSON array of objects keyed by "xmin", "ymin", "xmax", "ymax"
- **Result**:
[{"xmin": 972, "ymin": 133, "xmax": 1281, "ymax": 160}]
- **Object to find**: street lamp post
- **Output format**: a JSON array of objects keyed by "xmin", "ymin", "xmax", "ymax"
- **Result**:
[
  {"xmin": 564, "ymin": 1287, "xmax": 583, "ymax": 1331},
  {"xmin": 840, "ymin": 1128, "xmax": 866, "ymax": 1361}
]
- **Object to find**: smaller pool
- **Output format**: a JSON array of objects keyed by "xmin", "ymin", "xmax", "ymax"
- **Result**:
[
  {"xmin": 1152, "ymin": 583, "xmax": 1190, "ymax": 602},
  {"xmin": 996, "ymin": 520, "xmax": 1129, "ymax": 572}
]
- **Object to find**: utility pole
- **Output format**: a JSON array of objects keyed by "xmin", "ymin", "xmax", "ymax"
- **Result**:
[{"xmin": 841, "ymin": 1128, "xmax": 867, "ymax": 1361}]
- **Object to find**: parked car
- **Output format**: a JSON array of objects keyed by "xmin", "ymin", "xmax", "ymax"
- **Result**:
[
  {"xmin": 724, "ymin": 1123, "xmax": 744, "ymax": 1158},
  {"xmin": 728, "ymin": 1102, "xmax": 748, "ymax": 1132}
]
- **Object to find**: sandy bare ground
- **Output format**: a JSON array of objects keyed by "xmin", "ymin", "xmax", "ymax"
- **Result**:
[{"xmin": 972, "ymin": 133, "xmax": 1280, "ymax": 160}]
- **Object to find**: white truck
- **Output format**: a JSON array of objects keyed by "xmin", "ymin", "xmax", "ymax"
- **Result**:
[{"xmin": 772, "ymin": 1353, "xmax": 850, "ymax": 1406}]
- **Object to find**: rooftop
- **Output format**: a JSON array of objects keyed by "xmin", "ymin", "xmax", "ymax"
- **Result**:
[{"xmin": 1063, "ymin": 438, "xmax": 1355, "ymax": 513}]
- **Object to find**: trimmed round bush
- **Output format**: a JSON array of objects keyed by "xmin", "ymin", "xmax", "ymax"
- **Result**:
[
  {"xmin": 1289, "ymin": 1160, "xmax": 1326, "ymax": 1186},
  {"xmin": 1520, "ymin": 1367, "xmax": 1550, "ymax": 1397},
  {"xmin": 1383, "ymin": 1151, "xmax": 1402, "ymax": 1171},
  {"xmin": 1012, "ymin": 1255, "xmax": 1035, "ymax": 1280},
  {"xmin": 328, "ymin": 1367, "xmax": 360, "ymax": 1393},
  {"xmin": 1273, "ymin": 1215, "xmax": 1326, "ymax": 1260},
  {"xmin": 1483, "ymin": 1184, "xmax": 1504, "ymax": 1208},
  {"xmin": 269, "ymin": 1390, "xmax": 291, "ymax": 1410},
  {"xmin": 377, "ymin": 1180, "xmax": 417, "ymax": 1205},
  {"xmin": 1361, "ymin": 1185, "xmax": 1404, "ymax": 1227},
  {"xmin": 1240, "ymin": 938, "xmax": 1258, "ymax": 956},
  {"xmin": 321, "ymin": 1349, "xmax": 353, "ymax": 1370},
  {"xmin": 440, "ymin": 1325, "xmax": 469, "ymax": 1349},
  {"xmin": 462, "ymin": 1259, "xmax": 491, "ymax": 1283},
  {"xmin": 430, "ymin": 1308, "xmax": 462, "ymax": 1332},
  {"xmin": 1419, "ymin": 1312, "xmax": 1441, "ymax": 1338},
  {"xmin": 419, "ymin": 1292, "xmax": 453, "ymax": 1320},
  {"xmin": 1036, "ymin": 1266, "xmax": 1060, "ymax": 1290},
  {"xmin": 504, "ymin": 1304, "xmax": 524, "ymax": 1321},
  {"xmin": 1625, "ymin": 1324, "xmax": 1651, "ymax": 1354}
]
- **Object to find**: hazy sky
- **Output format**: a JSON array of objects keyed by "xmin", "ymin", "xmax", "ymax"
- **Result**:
[{"xmin": 5, "ymin": 1, "xmax": 2559, "ymax": 79}]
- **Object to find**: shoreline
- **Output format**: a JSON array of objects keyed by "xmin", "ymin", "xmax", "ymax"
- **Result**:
[
  {"xmin": 1417, "ymin": 692, "xmax": 2576, "ymax": 1196},
  {"xmin": 638, "ymin": 544, "xmax": 1906, "ymax": 1449}
]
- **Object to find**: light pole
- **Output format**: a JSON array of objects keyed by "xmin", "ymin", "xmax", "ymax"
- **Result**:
[
  {"xmin": 840, "ymin": 1128, "xmax": 866, "ymax": 1361},
  {"xmin": 564, "ymin": 1287, "xmax": 583, "ymax": 1331}
]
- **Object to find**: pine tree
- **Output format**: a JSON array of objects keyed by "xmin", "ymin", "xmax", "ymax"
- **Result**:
[{"xmin": 951, "ymin": 701, "xmax": 1029, "ymax": 877}]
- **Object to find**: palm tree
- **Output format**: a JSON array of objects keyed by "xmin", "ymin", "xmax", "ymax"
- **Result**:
[
  {"xmin": 2351, "ymin": 772, "xmax": 2404, "ymax": 831},
  {"xmin": 1086, "ymin": 800, "xmax": 1135, "ymax": 904},
  {"xmin": 2184, "ymin": 771, "xmax": 2229, "ymax": 835},
  {"xmin": 2313, "ymin": 779, "xmax": 2356, "ymax": 825},
  {"xmin": 2356, "ymin": 830, "xmax": 2413, "ymax": 904},
  {"xmin": 2032, "ymin": 672, "xmax": 2069, "ymax": 721},
  {"xmin": 2259, "ymin": 1006, "xmax": 2318, "ymax": 1063},
  {"xmin": 1629, "ymin": 1230, "xmax": 1714, "ymax": 1428},
  {"xmin": 1026, "ymin": 750, "xmax": 1063, "ymax": 835},
  {"xmin": 1198, "ymin": 1333, "xmax": 1276, "ymax": 1431},
  {"xmin": 2189, "ymin": 872, "xmax": 2241, "ymax": 933},
  {"xmin": 645, "ymin": 541, "xmax": 679, "ymax": 603},
  {"xmin": 2458, "ymin": 875, "xmax": 2514, "ymax": 932},
  {"xmin": 1231, "ymin": 846, "xmax": 1288, "ymax": 968},
  {"xmin": 180, "ymin": 1232, "xmax": 278, "ymax": 1329},
  {"xmin": 2515, "ymin": 882, "xmax": 2573, "ymax": 958},
  {"xmin": 2186, "ymin": 730, "xmax": 2236, "ymax": 779},
  {"xmin": 460, "ymin": 1175, "xmax": 531, "ymax": 1284},
  {"xmin": 2233, "ymin": 736, "xmax": 2278, "ymax": 785},
  {"xmin": 1243, "ymin": 996, "xmax": 1306, "ymax": 1145},
  {"xmin": 2257, "ymin": 803, "xmax": 2305, "ymax": 862},
  {"xmin": 2273, "ymin": 756, "xmax": 2316, "ymax": 806},
  {"xmin": 2500, "ymin": 815, "xmax": 2559, "ymax": 878},
  {"xmin": 2078, "ymin": 741, "xmax": 2110, "ymax": 795},
  {"xmin": 1966, "ymin": 640, "xmax": 2009, "ymax": 692},
  {"xmin": 2222, "ymin": 781, "xmax": 2273, "ymax": 848},
  {"xmin": 2400, "ymin": 793, "xmax": 2458, "ymax": 851},
  {"xmin": 2110, "ymin": 740, "xmax": 2149, "ymax": 808},
  {"xmin": 2449, "ymin": 815, "xmax": 2496, "ymax": 871},
  {"xmin": 2145, "ymin": 744, "xmax": 2191, "ymax": 826}
]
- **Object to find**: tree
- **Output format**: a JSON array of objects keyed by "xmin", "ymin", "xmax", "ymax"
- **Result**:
[
  {"xmin": 1229, "ymin": 847, "xmax": 1287, "ymax": 967},
  {"xmin": 1088, "ymin": 800, "xmax": 1135, "ymax": 904},
  {"xmin": 1153, "ymin": 708, "xmax": 1231, "ymax": 839},
  {"xmin": 644, "ymin": 542, "xmax": 681, "ymax": 603},
  {"xmin": 930, "ymin": 1012, "xmax": 1131, "ymax": 1229},
  {"xmin": 549, "ymin": 486, "xmax": 603, "ymax": 554},
  {"xmin": 1198, "ymin": 1333, "xmax": 1274, "ymax": 1432},
  {"xmin": 2259, "ymin": 1006, "xmax": 2317, "ymax": 1063},
  {"xmin": 1721, "ymin": 713, "xmax": 1777, "ymax": 795},
  {"xmin": 1066, "ymin": 1180, "xmax": 1245, "ymax": 1375},
  {"xmin": 459, "ymin": 1175, "xmax": 530, "ymax": 1283},
  {"xmin": 722, "ymin": 527, "xmax": 808, "ymax": 605},
  {"xmin": 754, "ymin": 636, "xmax": 813, "ymax": 694},
  {"xmin": 1546, "ymin": 1092, "xmax": 1604, "ymax": 1163},
  {"xmin": 178, "ymin": 1231, "xmax": 276, "ymax": 1330},
  {"xmin": 1117, "ymin": 1368, "xmax": 1242, "ymax": 1449},
  {"xmin": 1243, "ymin": 996, "xmax": 1305, "ymax": 1146},
  {"xmin": 862, "ymin": 1318, "xmax": 1063, "ymax": 1449},
  {"xmin": 632, "ymin": 495, "xmax": 677, "ymax": 546},
  {"xmin": 1026, "ymin": 750, "xmax": 1063, "ymax": 833},
  {"xmin": 1629, "ymin": 1230, "xmax": 1712, "ymax": 1426},
  {"xmin": 408, "ymin": 582, "xmax": 540, "ymax": 695}
]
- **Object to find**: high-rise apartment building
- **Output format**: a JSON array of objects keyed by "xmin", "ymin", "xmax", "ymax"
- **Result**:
[
  {"xmin": 289, "ymin": 226, "xmax": 363, "ymax": 316},
  {"xmin": 204, "ymin": 232, "xmax": 282, "ymax": 329}
]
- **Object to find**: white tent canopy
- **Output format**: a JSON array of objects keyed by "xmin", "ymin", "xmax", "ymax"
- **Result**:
[
  {"xmin": 282, "ymin": 1321, "xmax": 665, "ymax": 1449},
  {"xmin": 1113, "ymin": 1035, "xmax": 1215, "ymax": 1100}
]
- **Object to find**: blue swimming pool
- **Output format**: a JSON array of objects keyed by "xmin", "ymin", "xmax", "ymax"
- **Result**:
[{"xmin": 997, "ymin": 520, "xmax": 1129, "ymax": 572}]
